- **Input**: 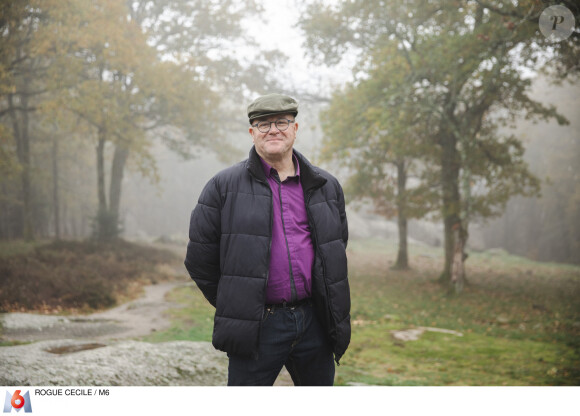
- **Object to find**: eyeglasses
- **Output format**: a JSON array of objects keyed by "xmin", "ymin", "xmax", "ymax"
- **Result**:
[{"xmin": 252, "ymin": 118, "xmax": 295, "ymax": 133}]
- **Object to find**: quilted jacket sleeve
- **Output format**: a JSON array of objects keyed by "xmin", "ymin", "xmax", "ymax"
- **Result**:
[
  {"xmin": 337, "ymin": 181, "xmax": 348, "ymax": 248},
  {"xmin": 184, "ymin": 177, "xmax": 222, "ymax": 307}
]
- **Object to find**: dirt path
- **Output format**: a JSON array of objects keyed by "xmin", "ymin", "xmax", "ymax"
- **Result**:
[
  {"xmin": 0, "ymin": 281, "xmax": 187, "ymax": 343},
  {"xmin": 0, "ymin": 276, "xmax": 294, "ymax": 386}
]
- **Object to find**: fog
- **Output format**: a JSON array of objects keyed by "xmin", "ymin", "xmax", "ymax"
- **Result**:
[
  {"xmin": 1, "ymin": 0, "xmax": 579, "ymax": 265},
  {"xmin": 120, "ymin": 99, "xmax": 330, "ymax": 244},
  {"xmin": 119, "ymin": 75, "xmax": 580, "ymax": 267}
]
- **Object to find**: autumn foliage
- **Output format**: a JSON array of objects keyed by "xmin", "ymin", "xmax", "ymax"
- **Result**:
[{"xmin": 0, "ymin": 240, "xmax": 178, "ymax": 312}]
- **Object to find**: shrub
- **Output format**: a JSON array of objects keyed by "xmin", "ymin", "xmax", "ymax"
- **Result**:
[{"xmin": 0, "ymin": 239, "xmax": 179, "ymax": 312}]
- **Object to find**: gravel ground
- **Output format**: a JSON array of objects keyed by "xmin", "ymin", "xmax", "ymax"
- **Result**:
[
  {"xmin": 0, "ymin": 281, "xmax": 228, "ymax": 386},
  {"xmin": 0, "ymin": 280, "xmax": 294, "ymax": 386},
  {"xmin": 0, "ymin": 281, "xmax": 186, "ymax": 342},
  {"xmin": 0, "ymin": 339, "xmax": 227, "ymax": 386}
]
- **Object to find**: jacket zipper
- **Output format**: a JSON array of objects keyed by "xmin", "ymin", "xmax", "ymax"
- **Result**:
[
  {"xmin": 276, "ymin": 175, "xmax": 298, "ymax": 303},
  {"xmin": 249, "ymin": 173, "xmax": 273, "ymax": 357},
  {"xmin": 247, "ymin": 153, "xmax": 342, "ymax": 363},
  {"xmin": 305, "ymin": 189, "xmax": 340, "ymax": 365},
  {"xmin": 248, "ymin": 172, "xmax": 274, "ymax": 289},
  {"xmin": 266, "ymin": 185, "xmax": 273, "ymax": 295}
]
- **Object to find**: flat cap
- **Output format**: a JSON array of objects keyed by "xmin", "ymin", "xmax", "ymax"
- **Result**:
[{"xmin": 247, "ymin": 93, "xmax": 298, "ymax": 123}]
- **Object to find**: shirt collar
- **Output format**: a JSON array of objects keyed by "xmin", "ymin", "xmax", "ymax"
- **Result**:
[{"xmin": 259, "ymin": 154, "xmax": 301, "ymax": 179}]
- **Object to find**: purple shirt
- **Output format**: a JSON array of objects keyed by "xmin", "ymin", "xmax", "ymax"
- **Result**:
[{"xmin": 260, "ymin": 156, "xmax": 314, "ymax": 304}]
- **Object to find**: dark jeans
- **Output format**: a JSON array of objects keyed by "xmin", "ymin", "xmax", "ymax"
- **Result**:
[{"xmin": 227, "ymin": 301, "xmax": 335, "ymax": 386}]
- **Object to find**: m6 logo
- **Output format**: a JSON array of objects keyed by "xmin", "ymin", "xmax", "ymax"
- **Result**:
[{"xmin": 3, "ymin": 391, "xmax": 32, "ymax": 413}]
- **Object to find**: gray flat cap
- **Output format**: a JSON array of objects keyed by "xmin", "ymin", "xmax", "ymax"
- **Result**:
[{"xmin": 247, "ymin": 93, "xmax": 298, "ymax": 123}]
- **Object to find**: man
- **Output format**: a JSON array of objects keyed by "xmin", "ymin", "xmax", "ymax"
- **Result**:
[{"xmin": 184, "ymin": 93, "xmax": 350, "ymax": 386}]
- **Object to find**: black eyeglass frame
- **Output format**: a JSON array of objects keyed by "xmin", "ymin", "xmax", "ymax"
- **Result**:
[{"xmin": 251, "ymin": 118, "xmax": 296, "ymax": 133}]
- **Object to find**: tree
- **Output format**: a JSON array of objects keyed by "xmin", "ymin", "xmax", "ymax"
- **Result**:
[
  {"xmin": 481, "ymin": 78, "xmax": 580, "ymax": 265},
  {"xmin": 1, "ymin": 0, "xmax": 285, "ymax": 242},
  {"xmin": 127, "ymin": 0, "xmax": 286, "ymax": 134},
  {"xmin": 0, "ymin": 0, "xmax": 103, "ymax": 239},
  {"xmin": 318, "ymin": 53, "xmax": 439, "ymax": 270},
  {"xmin": 48, "ymin": 0, "xmax": 211, "ymax": 239},
  {"xmin": 64, "ymin": 0, "xmax": 283, "ymax": 240},
  {"xmin": 0, "ymin": 1, "xmax": 52, "ymax": 239},
  {"xmin": 300, "ymin": 0, "xmax": 569, "ymax": 288}
]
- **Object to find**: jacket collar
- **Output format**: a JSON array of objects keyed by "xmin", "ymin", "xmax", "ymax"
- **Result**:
[{"xmin": 246, "ymin": 146, "xmax": 326, "ymax": 193}]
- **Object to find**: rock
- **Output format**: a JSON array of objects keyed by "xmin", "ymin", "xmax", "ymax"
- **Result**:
[
  {"xmin": 0, "ymin": 313, "xmax": 123, "ymax": 341},
  {"xmin": 418, "ymin": 327, "xmax": 463, "ymax": 337},
  {"xmin": 1, "ymin": 313, "xmax": 71, "ymax": 331},
  {"xmin": 0, "ymin": 282, "xmax": 229, "ymax": 386},
  {"xmin": 391, "ymin": 328, "xmax": 425, "ymax": 342},
  {"xmin": 390, "ymin": 326, "xmax": 464, "ymax": 342},
  {"xmin": 0, "ymin": 339, "xmax": 227, "ymax": 386}
]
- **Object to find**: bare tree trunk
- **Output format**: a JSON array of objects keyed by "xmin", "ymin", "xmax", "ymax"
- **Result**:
[
  {"xmin": 52, "ymin": 135, "xmax": 60, "ymax": 240},
  {"xmin": 94, "ymin": 127, "xmax": 112, "ymax": 240},
  {"xmin": 96, "ymin": 128, "xmax": 107, "ymax": 214},
  {"xmin": 457, "ymin": 134, "xmax": 473, "ymax": 289},
  {"xmin": 451, "ymin": 223, "xmax": 467, "ymax": 293},
  {"xmin": 7, "ymin": 87, "xmax": 33, "ymax": 241},
  {"xmin": 21, "ymin": 94, "xmax": 32, "ymax": 241},
  {"xmin": 439, "ymin": 132, "xmax": 461, "ymax": 284},
  {"xmin": 62, "ymin": 199, "xmax": 68, "ymax": 237},
  {"xmin": 394, "ymin": 159, "xmax": 409, "ymax": 269},
  {"xmin": 109, "ymin": 144, "xmax": 129, "ymax": 227}
]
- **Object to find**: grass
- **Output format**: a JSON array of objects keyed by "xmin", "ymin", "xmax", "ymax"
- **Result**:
[
  {"xmin": 337, "ymin": 239, "xmax": 580, "ymax": 385},
  {"xmin": 144, "ymin": 238, "xmax": 580, "ymax": 386},
  {"xmin": 2, "ymin": 237, "xmax": 577, "ymax": 385},
  {"xmin": 141, "ymin": 282, "xmax": 215, "ymax": 343}
]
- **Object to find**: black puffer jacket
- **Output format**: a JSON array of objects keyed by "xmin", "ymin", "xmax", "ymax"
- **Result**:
[{"xmin": 185, "ymin": 146, "xmax": 350, "ymax": 362}]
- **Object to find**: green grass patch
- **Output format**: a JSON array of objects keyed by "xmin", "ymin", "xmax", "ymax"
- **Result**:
[
  {"xmin": 338, "ymin": 239, "xmax": 580, "ymax": 385},
  {"xmin": 148, "ymin": 238, "xmax": 580, "ymax": 386},
  {"xmin": 141, "ymin": 284, "xmax": 215, "ymax": 343},
  {"xmin": 337, "ymin": 320, "xmax": 577, "ymax": 386}
]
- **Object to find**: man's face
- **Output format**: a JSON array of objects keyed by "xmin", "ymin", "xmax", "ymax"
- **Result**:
[{"xmin": 249, "ymin": 114, "xmax": 298, "ymax": 162}]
